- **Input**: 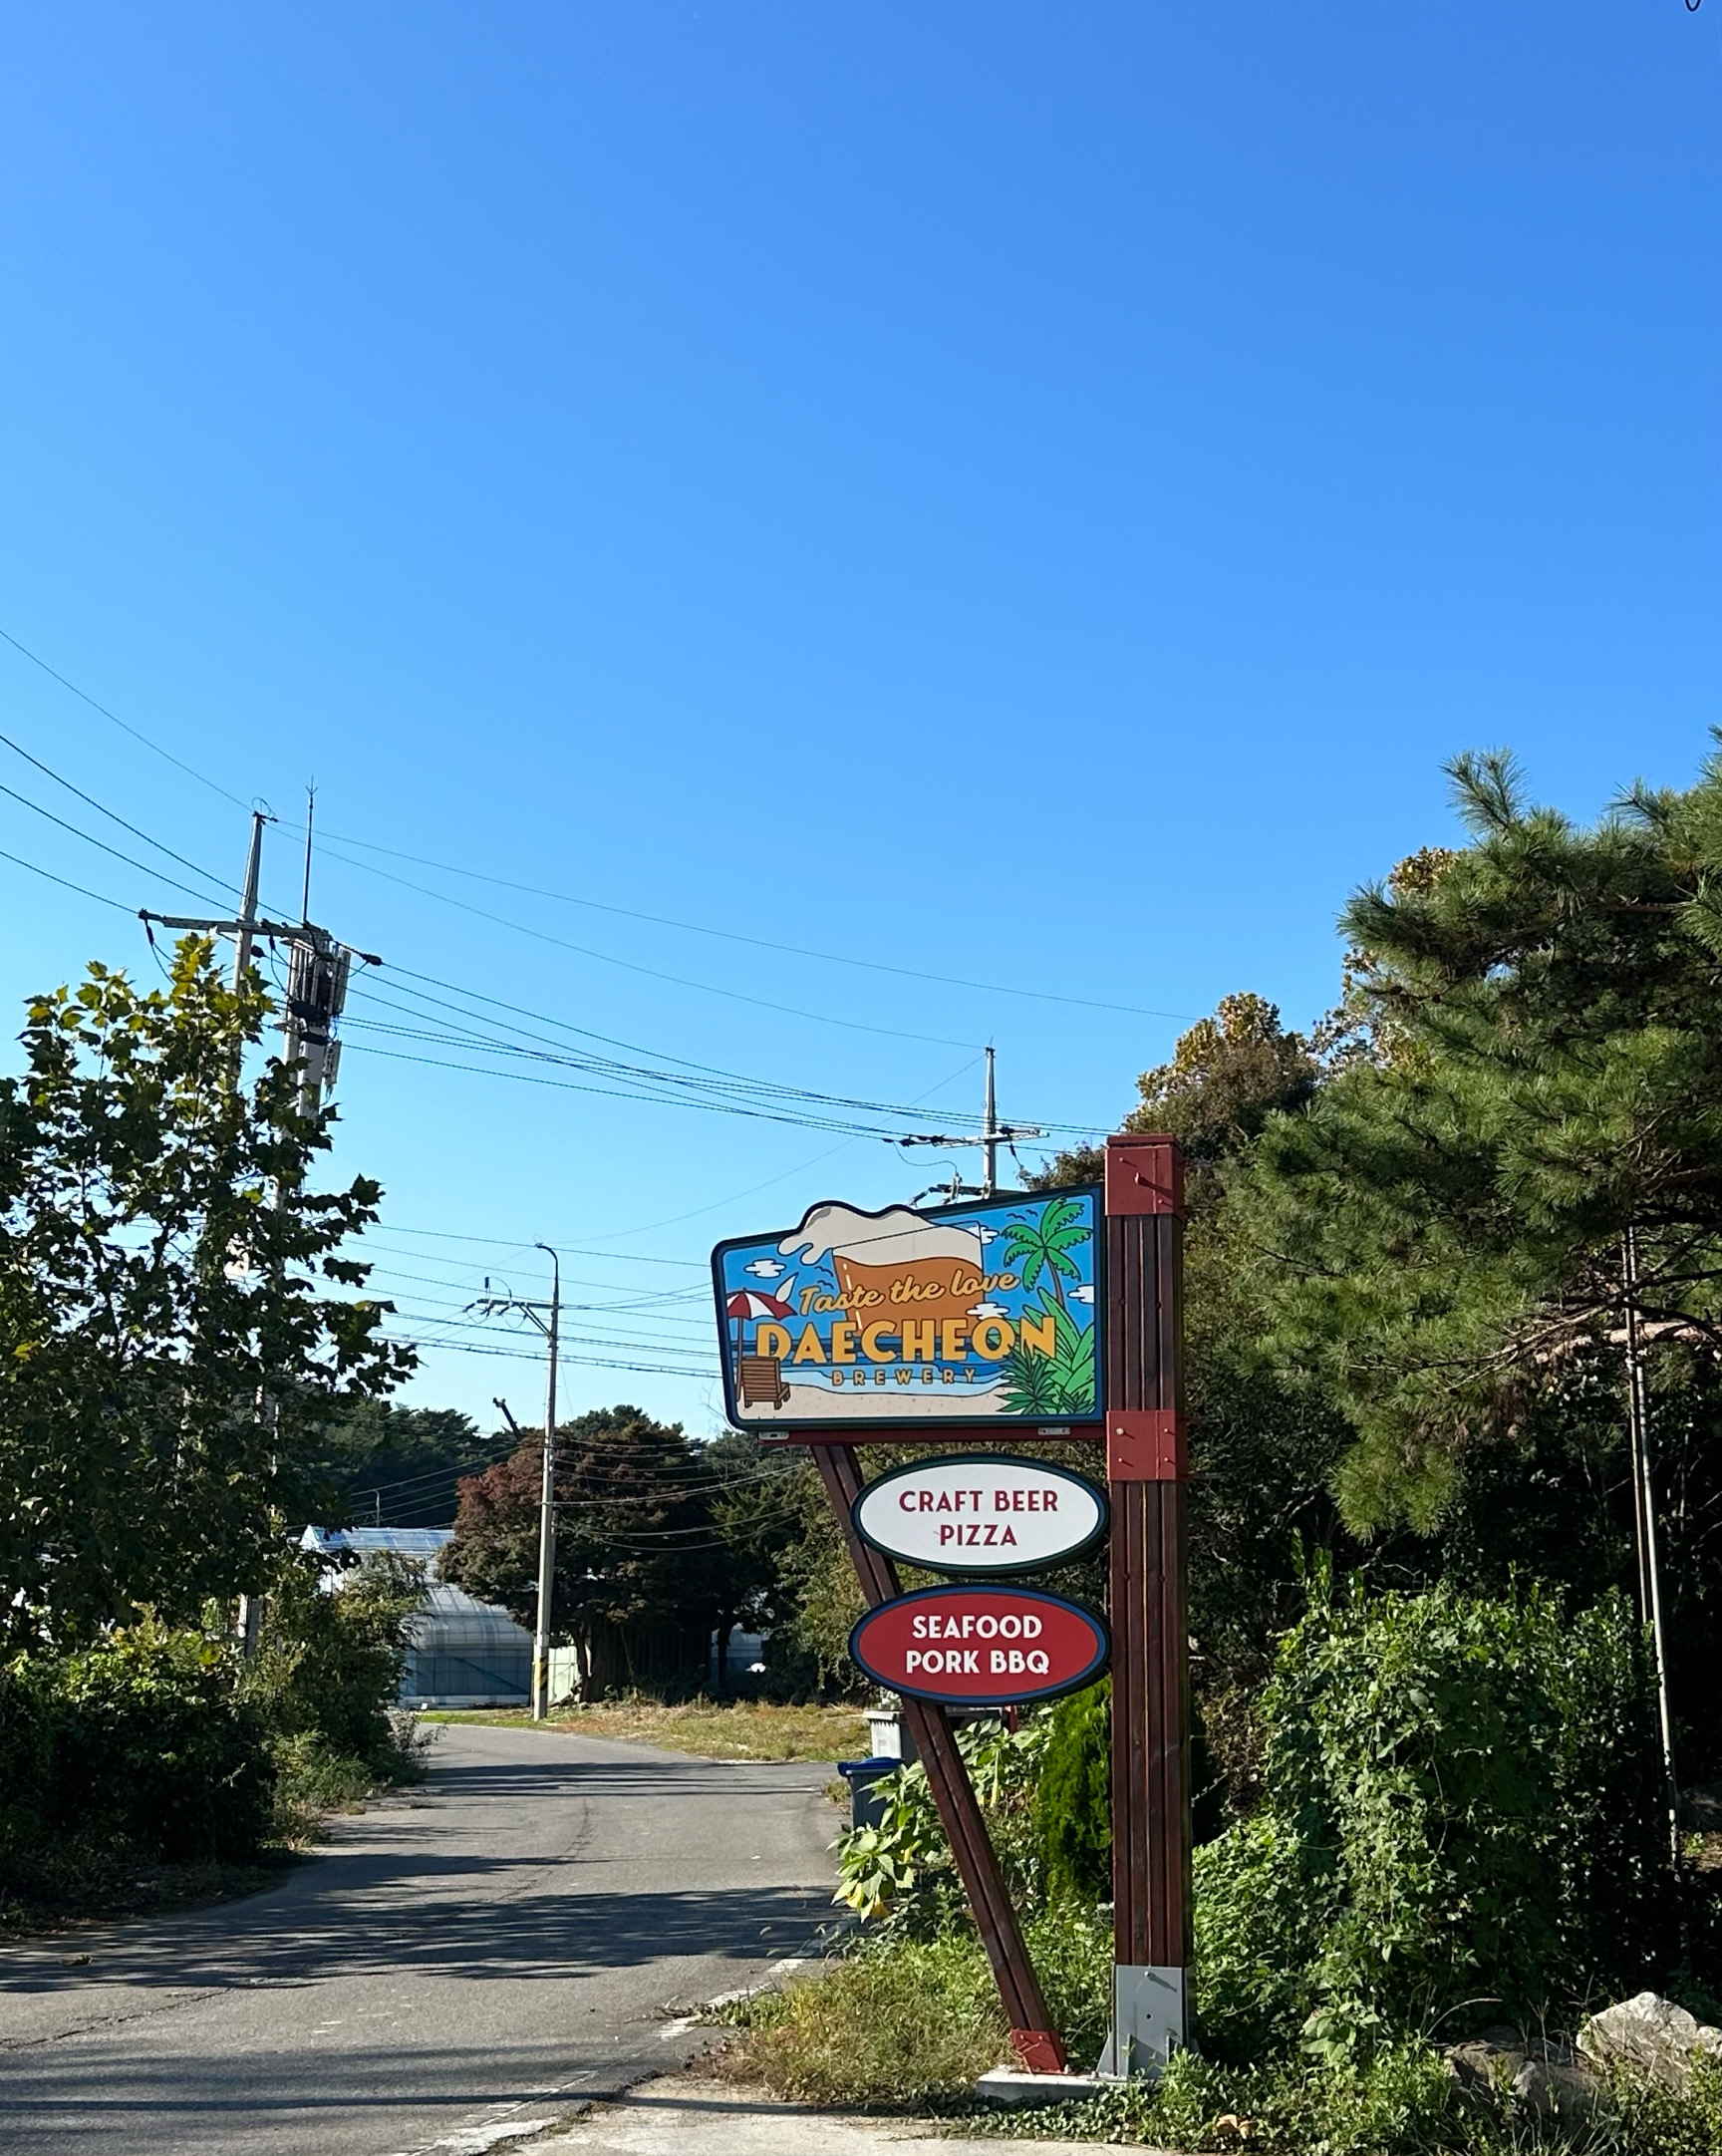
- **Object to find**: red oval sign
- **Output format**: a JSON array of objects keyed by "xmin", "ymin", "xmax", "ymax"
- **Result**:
[{"xmin": 849, "ymin": 1584, "xmax": 1108, "ymax": 1706}]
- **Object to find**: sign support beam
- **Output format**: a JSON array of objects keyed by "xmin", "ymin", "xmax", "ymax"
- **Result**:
[
  {"xmin": 1101, "ymin": 1135, "xmax": 1193, "ymax": 2076},
  {"xmin": 811, "ymin": 1441, "xmax": 1068, "ymax": 2074}
]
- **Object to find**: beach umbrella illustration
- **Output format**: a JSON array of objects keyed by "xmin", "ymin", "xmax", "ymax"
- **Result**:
[{"xmin": 725, "ymin": 1285, "xmax": 793, "ymax": 1357}]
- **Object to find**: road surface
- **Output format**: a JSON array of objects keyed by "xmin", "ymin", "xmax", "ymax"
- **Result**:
[{"xmin": 0, "ymin": 1721, "xmax": 839, "ymax": 2156}]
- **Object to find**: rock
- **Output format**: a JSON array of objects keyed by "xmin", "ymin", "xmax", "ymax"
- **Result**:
[
  {"xmin": 1441, "ymin": 2031, "xmax": 1598, "ymax": 2122},
  {"xmin": 1578, "ymin": 1992, "xmax": 1722, "ymax": 2093},
  {"xmin": 1679, "ymin": 1783, "xmax": 1722, "ymax": 1834}
]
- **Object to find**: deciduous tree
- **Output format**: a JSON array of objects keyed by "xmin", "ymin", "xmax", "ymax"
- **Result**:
[{"xmin": 0, "ymin": 938, "xmax": 412, "ymax": 1647}]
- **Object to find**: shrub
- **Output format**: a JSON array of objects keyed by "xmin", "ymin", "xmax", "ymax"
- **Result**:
[
  {"xmin": 240, "ymin": 1550, "xmax": 425, "ymax": 1837},
  {"xmin": 1035, "ymin": 1679, "xmax": 1110, "ymax": 1905},
  {"xmin": 1194, "ymin": 1578, "xmax": 1678, "ymax": 2060},
  {"xmin": 835, "ymin": 1716, "xmax": 1050, "ymax": 1932},
  {"xmin": 2, "ymin": 1624, "xmax": 272, "ymax": 1864}
]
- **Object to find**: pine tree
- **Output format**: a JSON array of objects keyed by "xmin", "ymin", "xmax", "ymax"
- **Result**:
[{"xmin": 1234, "ymin": 747, "xmax": 1722, "ymax": 1533}]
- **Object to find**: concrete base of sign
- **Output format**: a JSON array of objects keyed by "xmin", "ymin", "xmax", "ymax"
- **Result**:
[
  {"xmin": 974, "ymin": 2066, "xmax": 1111, "ymax": 2109},
  {"xmin": 1094, "ymin": 1965, "xmax": 1189, "ymax": 2078}
]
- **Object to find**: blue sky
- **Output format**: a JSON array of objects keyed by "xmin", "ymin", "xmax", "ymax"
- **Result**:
[{"xmin": 2, "ymin": 4, "xmax": 1719, "ymax": 1452}]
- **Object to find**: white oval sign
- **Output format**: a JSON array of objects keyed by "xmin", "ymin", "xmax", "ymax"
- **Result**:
[{"xmin": 852, "ymin": 1454, "xmax": 1107, "ymax": 1575}]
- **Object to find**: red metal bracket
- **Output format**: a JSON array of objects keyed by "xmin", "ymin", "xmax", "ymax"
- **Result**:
[
  {"xmin": 1104, "ymin": 1134, "xmax": 1184, "ymax": 1218},
  {"xmin": 1107, "ymin": 1409, "xmax": 1187, "ymax": 1482},
  {"xmin": 1010, "ymin": 2027, "xmax": 1068, "ymax": 2074}
]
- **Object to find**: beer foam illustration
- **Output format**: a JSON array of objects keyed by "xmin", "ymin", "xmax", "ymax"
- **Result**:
[{"xmin": 777, "ymin": 1202, "xmax": 984, "ymax": 1271}]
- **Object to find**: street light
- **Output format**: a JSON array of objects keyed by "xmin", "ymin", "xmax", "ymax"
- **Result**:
[{"xmin": 468, "ymin": 1245, "xmax": 562, "ymax": 1720}]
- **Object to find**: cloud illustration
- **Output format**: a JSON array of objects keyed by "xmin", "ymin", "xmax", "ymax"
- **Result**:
[
  {"xmin": 743, "ymin": 1258, "xmax": 785, "ymax": 1279},
  {"xmin": 969, "ymin": 1302, "xmax": 1008, "ymax": 1321},
  {"xmin": 1069, "ymin": 1284, "xmax": 1095, "ymax": 1305},
  {"xmin": 975, "ymin": 1225, "xmax": 998, "ymax": 1243}
]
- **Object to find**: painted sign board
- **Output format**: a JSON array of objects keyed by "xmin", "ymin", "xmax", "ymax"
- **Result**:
[
  {"xmin": 712, "ymin": 1188, "xmax": 1101, "ymax": 1431},
  {"xmin": 849, "ymin": 1583, "xmax": 1109, "ymax": 1706},
  {"xmin": 853, "ymin": 1454, "xmax": 1107, "ymax": 1575}
]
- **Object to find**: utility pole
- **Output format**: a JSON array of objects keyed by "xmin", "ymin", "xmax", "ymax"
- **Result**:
[
  {"xmin": 898, "ymin": 1049, "xmax": 1042, "ymax": 1205},
  {"xmin": 232, "ymin": 809, "xmax": 266, "ymax": 992},
  {"xmin": 469, "ymin": 1249, "xmax": 563, "ymax": 1719},
  {"xmin": 1622, "ymin": 1227, "xmax": 1681, "ymax": 1865},
  {"xmin": 144, "ymin": 809, "xmax": 376, "ymax": 1655},
  {"xmin": 144, "ymin": 804, "xmax": 374, "ymax": 1118},
  {"xmin": 983, "ymin": 1045, "xmax": 999, "ymax": 1199}
]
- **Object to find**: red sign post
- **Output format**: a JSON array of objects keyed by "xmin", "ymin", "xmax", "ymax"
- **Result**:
[{"xmin": 1098, "ymin": 1134, "xmax": 1193, "ymax": 2075}]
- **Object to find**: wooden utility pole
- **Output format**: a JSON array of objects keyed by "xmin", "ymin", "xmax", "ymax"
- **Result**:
[{"xmin": 1099, "ymin": 1134, "xmax": 1192, "ymax": 2074}]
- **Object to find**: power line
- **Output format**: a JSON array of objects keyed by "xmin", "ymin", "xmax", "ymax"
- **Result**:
[
  {"xmin": 356, "ymin": 1257, "xmax": 706, "ymax": 1312},
  {"xmin": 0, "ymin": 624, "xmax": 253, "ymax": 811},
  {"xmin": 0, "ymin": 844, "xmax": 135, "ymax": 913},
  {"xmin": 299, "ymin": 820, "xmax": 1193, "ymax": 1024},
  {"xmin": 311, "ymin": 835, "xmax": 980, "ymax": 1050},
  {"xmin": 0, "ymin": 721, "xmax": 247, "ymax": 895},
  {"xmin": 0, "ymin": 620, "xmax": 1186, "ymax": 1027},
  {"xmin": 0, "ymin": 776, "xmax": 236, "ymax": 911},
  {"xmin": 355, "ymin": 966, "xmax": 994, "ymax": 1119},
  {"xmin": 367, "ymin": 1225, "xmax": 708, "ymax": 1266},
  {"xmin": 0, "ymin": 687, "xmax": 1102, "ymax": 1151}
]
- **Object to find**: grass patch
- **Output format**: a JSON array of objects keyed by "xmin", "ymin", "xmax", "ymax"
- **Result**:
[
  {"xmin": 418, "ymin": 1697, "xmax": 869, "ymax": 1763},
  {"xmin": 711, "ymin": 1907, "xmax": 1112, "ymax": 2106},
  {"xmin": 713, "ymin": 1931, "xmax": 1008, "ymax": 2104}
]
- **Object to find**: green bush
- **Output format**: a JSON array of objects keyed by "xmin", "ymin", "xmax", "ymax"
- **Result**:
[
  {"xmin": 2, "ymin": 1625, "xmax": 272, "ymax": 1864},
  {"xmin": 240, "ymin": 1550, "xmax": 425, "ymax": 1837},
  {"xmin": 835, "ymin": 1716, "xmax": 1051, "ymax": 1931},
  {"xmin": 1035, "ymin": 1679, "xmax": 1110, "ymax": 1905},
  {"xmin": 1194, "ymin": 1578, "xmax": 1678, "ymax": 2061}
]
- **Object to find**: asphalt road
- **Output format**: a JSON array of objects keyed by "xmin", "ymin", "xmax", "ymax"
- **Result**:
[{"xmin": 0, "ymin": 1722, "xmax": 840, "ymax": 2156}]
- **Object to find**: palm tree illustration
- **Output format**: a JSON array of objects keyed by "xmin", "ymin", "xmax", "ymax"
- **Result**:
[{"xmin": 999, "ymin": 1198, "xmax": 1090, "ymax": 1318}]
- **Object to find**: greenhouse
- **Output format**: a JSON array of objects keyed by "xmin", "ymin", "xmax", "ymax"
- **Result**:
[{"xmin": 299, "ymin": 1526, "xmax": 531, "ymax": 1708}]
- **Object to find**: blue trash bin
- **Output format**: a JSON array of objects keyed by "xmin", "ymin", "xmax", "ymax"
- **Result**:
[{"xmin": 836, "ymin": 1756, "xmax": 900, "ymax": 1831}]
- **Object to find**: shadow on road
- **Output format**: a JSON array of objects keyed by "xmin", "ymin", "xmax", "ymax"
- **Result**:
[{"xmin": 1, "ymin": 1749, "xmax": 838, "ymax": 2002}]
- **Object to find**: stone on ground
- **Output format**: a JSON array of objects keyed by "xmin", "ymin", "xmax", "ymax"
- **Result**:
[{"xmin": 1578, "ymin": 1992, "xmax": 1722, "ymax": 2092}]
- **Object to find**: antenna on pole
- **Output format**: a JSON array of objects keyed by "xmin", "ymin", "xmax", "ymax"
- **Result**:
[
  {"xmin": 300, "ymin": 782, "xmax": 317, "ymax": 927},
  {"xmin": 983, "ymin": 1046, "xmax": 999, "ymax": 1199}
]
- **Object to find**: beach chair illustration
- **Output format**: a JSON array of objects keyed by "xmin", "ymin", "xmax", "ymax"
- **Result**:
[{"xmin": 738, "ymin": 1354, "xmax": 790, "ymax": 1409}]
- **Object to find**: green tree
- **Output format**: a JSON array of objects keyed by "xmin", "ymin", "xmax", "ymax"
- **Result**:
[
  {"xmin": 441, "ymin": 1405, "xmax": 808, "ymax": 1692},
  {"xmin": 1234, "ymin": 749, "xmax": 1722, "ymax": 1533},
  {"xmin": 306, "ymin": 1399, "xmax": 483, "ymax": 1528},
  {"xmin": 1033, "ymin": 995, "xmax": 1355, "ymax": 1782},
  {"xmin": 0, "ymin": 939, "xmax": 412, "ymax": 1648},
  {"xmin": 1032, "ymin": 991, "xmax": 1319, "ymax": 1211}
]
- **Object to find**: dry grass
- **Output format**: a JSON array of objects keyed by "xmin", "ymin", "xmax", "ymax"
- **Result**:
[
  {"xmin": 417, "ymin": 1697, "xmax": 870, "ymax": 1763},
  {"xmin": 710, "ymin": 1933, "xmax": 1008, "ymax": 2104}
]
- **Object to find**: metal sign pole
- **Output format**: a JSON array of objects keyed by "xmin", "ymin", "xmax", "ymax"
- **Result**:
[
  {"xmin": 811, "ymin": 1441, "xmax": 1068, "ymax": 2074},
  {"xmin": 1099, "ymin": 1135, "xmax": 1193, "ymax": 2076}
]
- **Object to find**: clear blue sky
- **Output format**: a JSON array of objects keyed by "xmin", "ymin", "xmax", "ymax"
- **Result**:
[{"xmin": 2, "ymin": 4, "xmax": 1719, "ymax": 1454}]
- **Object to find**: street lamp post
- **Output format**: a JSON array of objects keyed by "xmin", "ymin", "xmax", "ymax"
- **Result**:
[
  {"xmin": 468, "ymin": 1246, "xmax": 563, "ymax": 1721},
  {"xmin": 532, "ymin": 1245, "xmax": 560, "ymax": 1722}
]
